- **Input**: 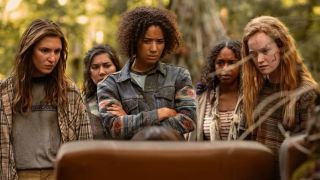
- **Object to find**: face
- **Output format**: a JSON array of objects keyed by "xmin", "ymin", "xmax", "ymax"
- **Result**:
[
  {"xmin": 248, "ymin": 32, "xmax": 280, "ymax": 76},
  {"xmin": 215, "ymin": 47, "xmax": 240, "ymax": 85},
  {"xmin": 32, "ymin": 36, "xmax": 62, "ymax": 77},
  {"xmin": 90, "ymin": 53, "xmax": 117, "ymax": 85},
  {"xmin": 135, "ymin": 25, "xmax": 165, "ymax": 70}
]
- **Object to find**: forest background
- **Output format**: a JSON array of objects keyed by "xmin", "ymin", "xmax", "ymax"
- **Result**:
[{"xmin": 1, "ymin": 0, "xmax": 319, "ymax": 85}]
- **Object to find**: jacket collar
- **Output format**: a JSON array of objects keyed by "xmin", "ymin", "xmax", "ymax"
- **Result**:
[{"xmin": 117, "ymin": 58, "xmax": 166, "ymax": 82}]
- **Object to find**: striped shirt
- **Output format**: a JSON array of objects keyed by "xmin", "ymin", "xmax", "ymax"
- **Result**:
[
  {"xmin": 203, "ymin": 100, "xmax": 233, "ymax": 140},
  {"xmin": 255, "ymin": 81, "xmax": 317, "ymax": 153},
  {"xmin": 219, "ymin": 111, "xmax": 233, "ymax": 140}
]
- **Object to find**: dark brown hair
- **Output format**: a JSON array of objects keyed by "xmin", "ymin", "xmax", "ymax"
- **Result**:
[
  {"xmin": 83, "ymin": 44, "xmax": 121, "ymax": 100},
  {"xmin": 117, "ymin": 6, "xmax": 180, "ymax": 59}
]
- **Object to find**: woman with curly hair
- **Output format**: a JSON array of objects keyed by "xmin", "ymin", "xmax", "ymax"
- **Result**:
[
  {"xmin": 0, "ymin": 19, "xmax": 92, "ymax": 180},
  {"xmin": 83, "ymin": 44, "xmax": 122, "ymax": 139},
  {"xmin": 188, "ymin": 40, "xmax": 243, "ymax": 141},
  {"xmin": 241, "ymin": 15, "xmax": 318, "ymax": 153},
  {"xmin": 97, "ymin": 6, "xmax": 196, "ymax": 140}
]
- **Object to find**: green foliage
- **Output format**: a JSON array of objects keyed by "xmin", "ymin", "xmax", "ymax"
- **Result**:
[
  {"xmin": 216, "ymin": 0, "xmax": 320, "ymax": 82},
  {"xmin": 0, "ymin": 0, "xmax": 319, "ymax": 83}
]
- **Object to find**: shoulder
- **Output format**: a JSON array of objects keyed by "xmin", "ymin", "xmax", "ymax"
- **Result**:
[
  {"xmin": 299, "ymin": 91, "xmax": 317, "ymax": 105},
  {"xmin": 161, "ymin": 63, "xmax": 191, "ymax": 81},
  {"xmin": 0, "ymin": 76, "xmax": 14, "ymax": 92},
  {"xmin": 66, "ymin": 80, "xmax": 82, "ymax": 96},
  {"xmin": 99, "ymin": 71, "xmax": 121, "ymax": 86},
  {"xmin": 297, "ymin": 85, "xmax": 318, "ymax": 108},
  {"xmin": 161, "ymin": 62, "xmax": 189, "ymax": 73}
]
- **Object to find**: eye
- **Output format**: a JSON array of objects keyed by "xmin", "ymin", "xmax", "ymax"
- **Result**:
[
  {"xmin": 40, "ymin": 48, "xmax": 50, "ymax": 53},
  {"xmin": 215, "ymin": 60, "xmax": 224, "ymax": 66},
  {"xmin": 143, "ymin": 39, "xmax": 152, "ymax": 44},
  {"xmin": 91, "ymin": 65, "xmax": 99, "ymax": 70},
  {"xmin": 227, "ymin": 60, "xmax": 237, "ymax": 65},
  {"xmin": 103, "ymin": 63, "xmax": 112, "ymax": 68},
  {"xmin": 261, "ymin": 48, "xmax": 270, "ymax": 55},
  {"xmin": 249, "ymin": 51, "xmax": 258, "ymax": 59},
  {"xmin": 156, "ymin": 39, "xmax": 165, "ymax": 44},
  {"xmin": 54, "ymin": 49, "xmax": 61, "ymax": 55}
]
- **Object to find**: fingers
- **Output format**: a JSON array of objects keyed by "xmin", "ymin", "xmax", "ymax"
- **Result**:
[{"xmin": 107, "ymin": 104, "xmax": 127, "ymax": 116}]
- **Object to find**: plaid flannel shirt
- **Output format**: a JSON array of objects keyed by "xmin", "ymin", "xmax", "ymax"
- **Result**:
[{"xmin": 0, "ymin": 76, "xmax": 93, "ymax": 180}]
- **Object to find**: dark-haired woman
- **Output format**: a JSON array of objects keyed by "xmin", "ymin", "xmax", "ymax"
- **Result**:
[
  {"xmin": 83, "ymin": 44, "xmax": 122, "ymax": 139},
  {"xmin": 188, "ymin": 40, "xmax": 243, "ymax": 141},
  {"xmin": 97, "ymin": 6, "xmax": 197, "ymax": 140}
]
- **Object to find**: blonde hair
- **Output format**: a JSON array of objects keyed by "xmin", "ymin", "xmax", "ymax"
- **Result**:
[{"xmin": 242, "ymin": 16, "xmax": 317, "ymax": 129}]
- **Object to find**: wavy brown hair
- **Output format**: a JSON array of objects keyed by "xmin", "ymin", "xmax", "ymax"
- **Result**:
[
  {"xmin": 117, "ymin": 6, "xmax": 180, "ymax": 59},
  {"xmin": 13, "ymin": 19, "xmax": 69, "ymax": 114},
  {"xmin": 242, "ymin": 16, "xmax": 318, "ymax": 128},
  {"xmin": 83, "ymin": 44, "xmax": 121, "ymax": 101}
]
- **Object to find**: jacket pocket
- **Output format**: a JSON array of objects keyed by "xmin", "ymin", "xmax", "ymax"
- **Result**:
[
  {"xmin": 155, "ymin": 86, "xmax": 175, "ymax": 108},
  {"xmin": 122, "ymin": 98, "xmax": 139, "ymax": 115}
]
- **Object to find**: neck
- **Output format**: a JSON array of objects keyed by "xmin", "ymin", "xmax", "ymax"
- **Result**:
[
  {"xmin": 219, "ymin": 81, "xmax": 239, "ymax": 94},
  {"xmin": 131, "ymin": 60, "xmax": 156, "ymax": 73},
  {"xmin": 267, "ymin": 68, "xmax": 280, "ymax": 84}
]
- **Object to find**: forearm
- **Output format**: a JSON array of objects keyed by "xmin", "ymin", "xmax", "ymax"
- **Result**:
[{"xmin": 102, "ymin": 109, "xmax": 159, "ymax": 139}]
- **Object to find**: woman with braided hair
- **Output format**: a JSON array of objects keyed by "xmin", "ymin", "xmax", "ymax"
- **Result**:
[{"xmin": 188, "ymin": 40, "xmax": 243, "ymax": 141}]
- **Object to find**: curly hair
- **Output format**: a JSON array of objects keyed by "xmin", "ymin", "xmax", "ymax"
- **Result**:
[
  {"xmin": 117, "ymin": 6, "xmax": 181, "ymax": 59},
  {"xmin": 13, "ymin": 19, "xmax": 69, "ymax": 114},
  {"xmin": 197, "ymin": 40, "xmax": 241, "ymax": 98},
  {"xmin": 242, "ymin": 16, "xmax": 318, "ymax": 128},
  {"xmin": 83, "ymin": 44, "xmax": 121, "ymax": 101}
]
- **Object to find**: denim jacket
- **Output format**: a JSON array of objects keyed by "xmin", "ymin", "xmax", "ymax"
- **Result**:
[{"xmin": 97, "ymin": 60, "xmax": 196, "ymax": 139}]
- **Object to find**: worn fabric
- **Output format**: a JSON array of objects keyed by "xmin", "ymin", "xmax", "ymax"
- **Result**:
[
  {"xmin": 255, "ymin": 80, "xmax": 316, "ymax": 153},
  {"xmin": 0, "ymin": 76, "xmax": 93, "ymax": 180},
  {"xmin": 13, "ymin": 79, "xmax": 60, "ymax": 169},
  {"xmin": 187, "ymin": 87, "xmax": 243, "ymax": 141},
  {"xmin": 97, "ymin": 60, "xmax": 196, "ymax": 139},
  {"xmin": 293, "ymin": 103, "xmax": 320, "ymax": 179},
  {"xmin": 17, "ymin": 169, "xmax": 54, "ymax": 180},
  {"xmin": 86, "ymin": 96, "xmax": 107, "ymax": 139}
]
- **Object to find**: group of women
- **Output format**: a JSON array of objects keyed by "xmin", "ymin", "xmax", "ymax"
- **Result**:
[{"xmin": 0, "ymin": 5, "xmax": 318, "ymax": 180}]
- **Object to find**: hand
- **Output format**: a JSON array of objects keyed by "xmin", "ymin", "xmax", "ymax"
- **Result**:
[
  {"xmin": 157, "ymin": 107, "xmax": 177, "ymax": 121},
  {"xmin": 107, "ymin": 104, "xmax": 127, "ymax": 116}
]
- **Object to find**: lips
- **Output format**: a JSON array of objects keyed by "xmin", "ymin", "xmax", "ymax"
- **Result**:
[
  {"xmin": 219, "ymin": 75, "xmax": 232, "ymax": 80},
  {"xmin": 146, "ymin": 56, "xmax": 158, "ymax": 60},
  {"xmin": 258, "ymin": 65, "xmax": 268, "ymax": 69},
  {"xmin": 44, "ymin": 65, "xmax": 54, "ymax": 69}
]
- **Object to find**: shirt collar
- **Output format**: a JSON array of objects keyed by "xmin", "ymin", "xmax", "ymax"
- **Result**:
[{"xmin": 117, "ymin": 58, "xmax": 166, "ymax": 82}]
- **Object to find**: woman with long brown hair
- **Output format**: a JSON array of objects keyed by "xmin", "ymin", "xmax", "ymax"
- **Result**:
[{"xmin": 0, "ymin": 19, "xmax": 92, "ymax": 180}]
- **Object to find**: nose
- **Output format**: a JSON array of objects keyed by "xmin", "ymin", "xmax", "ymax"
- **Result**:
[
  {"xmin": 98, "ymin": 67, "xmax": 107, "ymax": 76},
  {"xmin": 48, "ymin": 52, "xmax": 57, "ymax": 63},
  {"xmin": 257, "ymin": 53, "xmax": 265, "ymax": 64},
  {"xmin": 150, "ymin": 41, "xmax": 157, "ymax": 52}
]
